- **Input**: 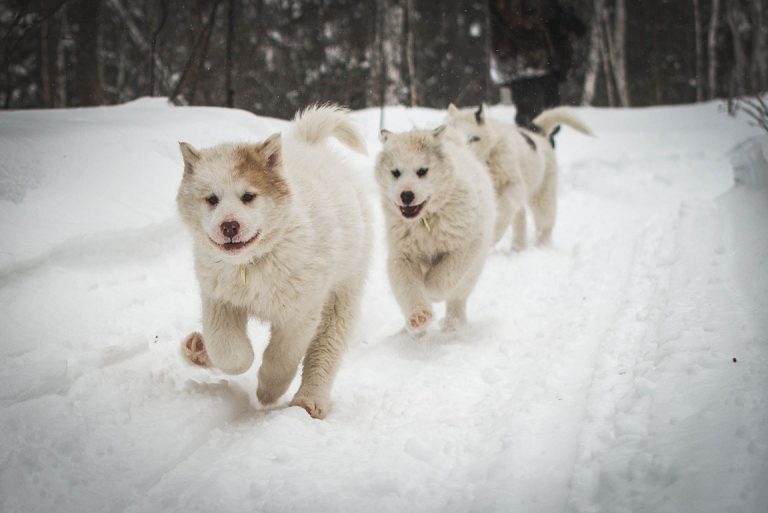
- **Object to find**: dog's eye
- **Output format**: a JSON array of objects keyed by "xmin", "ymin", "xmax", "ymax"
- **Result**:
[
  {"xmin": 391, "ymin": 169, "xmax": 401, "ymax": 178},
  {"xmin": 469, "ymin": 136, "xmax": 481, "ymax": 143},
  {"xmin": 416, "ymin": 167, "xmax": 428, "ymax": 178},
  {"xmin": 241, "ymin": 193, "xmax": 256, "ymax": 204},
  {"xmin": 206, "ymin": 195, "xmax": 219, "ymax": 206}
]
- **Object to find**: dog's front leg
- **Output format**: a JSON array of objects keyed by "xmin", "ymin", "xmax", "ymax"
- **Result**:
[
  {"xmin": 389, "ymin": 256, "xmax": 433, "ymax": 333},
  {"xmin": 424, "ymin": 242, "xmax": 480, "ymax": 300},
  {"xmin": 256, "ymin": 309, "xmax": 322, "ymax": 406},
  {"xmin": 201, "ymin": 297, "xmax": 254, "ymax": 375}
]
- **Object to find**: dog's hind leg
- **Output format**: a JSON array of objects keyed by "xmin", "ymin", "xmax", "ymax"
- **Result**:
[
  {"xmin": 256, "ymin": 309, "xmax": 322, "ymax": 407},
  {"xmin": 201, "ymin": 298, "xmax": 254, "ymax": 375},
  {"xmin": 493, "ymin": 189, "xmax": 514, "ymax": 244},
  {"xmin": 441, "ymin": 297, "xmax": 467, "ymax": 332},
  {"xmin": 511, "ymin": 208, "xmax": 528, "ymax": 251},
  {"xmin": 290, "ymin": 284, "xmax": 361, "ymax": 418},
  {"xmin": 530, "ymin": 166, "xmax": 557, "ymax": 245}
]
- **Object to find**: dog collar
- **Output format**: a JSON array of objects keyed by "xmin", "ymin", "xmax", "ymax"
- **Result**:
[
  {"xmin": 240, "ymin": 264, "xmax": 248, "ymax": 285},
  {"xmin": 421, "ymin": 216, "xmax": 432, "ymax": 232}
]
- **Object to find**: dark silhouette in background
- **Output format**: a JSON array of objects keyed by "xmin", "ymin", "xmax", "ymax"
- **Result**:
[{"xmin": 490, "ymin": 0, "xmax": 586, "ymax": 128}]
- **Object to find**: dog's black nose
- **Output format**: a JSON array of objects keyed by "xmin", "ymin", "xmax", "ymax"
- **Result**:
[
  {"xmin": 220, "ymin": 221, "xmax": 240, "ymax": 238},
  {"xmin": 400, "ymin": 191, "xmax": 415, "ymax": 205}
]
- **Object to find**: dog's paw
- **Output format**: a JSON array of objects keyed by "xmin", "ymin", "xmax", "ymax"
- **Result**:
[
  {"xmin": 407, "ymin": 308, "xmax": 433, "ymax": 334},
  {"xmin": 256, "ymin": 382, "xmax": 284, "ymax": 406},
  {"xmin": 290, "ymin": 394, "xmax": 330, "ymax": 419},
  {"xmin": 180, "ymin": 332, "xmax": 212, "ymax": 368},
  {"xmin": 440, "ymin": 315, "xmax": 464, "ymax": 332},
  {"xmin": 511, "ymin": 240, "xmax": 527, "ymax": 252}
]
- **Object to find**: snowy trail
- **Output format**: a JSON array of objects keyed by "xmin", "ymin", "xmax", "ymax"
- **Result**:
[{"xmin": 1, "ymin": 100, "xmax": 766, "ymax": 513}]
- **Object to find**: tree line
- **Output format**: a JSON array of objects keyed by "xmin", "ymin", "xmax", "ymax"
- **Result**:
[{"xmin": 1, "ymin": 0, "xmax": 766, "ymax": 118}]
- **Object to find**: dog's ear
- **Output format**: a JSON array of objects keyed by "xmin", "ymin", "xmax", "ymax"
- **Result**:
[
  {"xmin": 432, "ymin": 125, "xmax": 447, "ymax": 138},
  {"xmin": 179, "ymin": 142, "xmax": 200, "ymax": 175},
  {"xmin": 379, "ymin": 129, "xmax": 392, "ymax": 143},
  {"xmin": 260, "ymin": 133, "xmax": 282, "ymax": 170},
  {"xmin": 448, "ymin": 103, "xmax": 459, "ymax": 114},
  {"xmin": 474, "ymin": 104, "xmax": 485, "ymax": 125}
]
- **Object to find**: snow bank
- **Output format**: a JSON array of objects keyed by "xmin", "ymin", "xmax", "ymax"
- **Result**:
[{"xmin": 729, "ymin": 135, "xmax": 768, "ymax": 189}]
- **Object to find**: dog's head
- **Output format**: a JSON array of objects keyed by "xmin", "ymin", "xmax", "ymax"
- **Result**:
[
  {"xmin": 176, "ymin": 134, "xmax": 290, "ymax": 263},
  {"xmin": 375, "ymin": 126, "xmax": 455, "ymax": 222},
  {"xmin": 445, "ymin": 103, "xmax": 494, "ymax": 162}
]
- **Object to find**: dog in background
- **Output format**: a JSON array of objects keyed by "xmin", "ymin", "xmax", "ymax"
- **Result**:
[
  {"xmin": 375, "ymin": 125, "xmax": 495, "ymax": 334},
  {"xmin": 176, "ymin": 104, "xmax": 371, "ymax": 419},
  {"xmin": 446, "ymin": 104, "xmax": 593, "ymax": 250}
]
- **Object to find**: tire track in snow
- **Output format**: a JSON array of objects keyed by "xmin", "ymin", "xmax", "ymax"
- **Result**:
[
  {"xmin": 566, "ymin": 213, "xmax": 679, "ymax": 513},
  {"xmin": 567, "ymin": 187, "xmax": 768, "ymax": 513}
]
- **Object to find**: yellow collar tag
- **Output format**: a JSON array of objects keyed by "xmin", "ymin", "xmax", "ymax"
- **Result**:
[
  {"xmin": 421, "ymin": 216, "xmax": 432, "ymax": 232},
  {"xmin": 240, "ymin": 265, "xmax": 248, "ymax": 285}
]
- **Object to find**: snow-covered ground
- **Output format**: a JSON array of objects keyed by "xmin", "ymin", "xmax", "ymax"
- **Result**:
[{"xmin": 0, "ymin": 99, "xmax": 766, "ymax": 513}]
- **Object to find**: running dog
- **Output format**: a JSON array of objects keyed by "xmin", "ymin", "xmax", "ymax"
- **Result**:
[
  {"xmin": 375, "ymin": 125, "xmax": 495, "ymax": 334},
  {"xmin": 176, "ymin": 105, "xmax": 371, "ymax": 419},
  {"xmin": 446, "ymin": 104, "xmax": 593, "ymax": 250}
]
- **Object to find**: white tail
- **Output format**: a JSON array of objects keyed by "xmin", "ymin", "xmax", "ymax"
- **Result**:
[
  {"xmin": 532, "ymin": 107, "xmax": 595, "ymax": 139},
  {"xmin": 290, "ymin": 104, "xmax": 367, "ymax": 156}
]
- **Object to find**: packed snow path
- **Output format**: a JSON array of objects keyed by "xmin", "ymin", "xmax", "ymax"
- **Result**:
[{"xmin": 1, "ymin": 100, "xmax": 766, "ymax": 513}]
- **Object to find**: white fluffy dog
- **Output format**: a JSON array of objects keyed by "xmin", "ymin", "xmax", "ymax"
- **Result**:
[
  {"xmin": 176, "ymin": 105, "xmax": 371, "ymax": 418},
  {"xmin": 375, "ymin": 125, "xmax": 495, "ymax": 334},
  {"xmin": 446, "ymin": 104, "xmax": 593, "ymax": 250}
]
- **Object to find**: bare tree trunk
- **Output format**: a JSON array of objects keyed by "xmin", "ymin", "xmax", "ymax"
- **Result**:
[
  {"xmin": 105, "ymin": 0, "xmax": 174, "ymax": 93},
  {"xmin": 726, "ymin": 1, "xmax": 748, "ymax": 97},
  {"xmin": 39, "ymin": 0, "xmax": 63, "ymax": 107},
  {"xmin": 188, "ymin": 9, "xmax": 217, "ymax": 104},
  {"xmin": 381, "ymin": 0, "xmax": 404, "ymax": 105},
  {"xmin": 752, "ymin": 0, "xmax": 767, "ymax": 91},
  {"xmin": 73, "ymin": 0, "xmax": 103, "ymax": 106},
  {"xmin": 651, "ymin": 9, "xmax": 662, "ymax": 103},
  {"xmin": 180, "ymin": 0, "xmax": 221, "ymax": 105},
  {"xmin": 405, "ymin": 0, "xmax": 417, "ymax": 107},
  {"xmin": 707, "ymin": 0, "xmax": 720, "ymax": 98},
  {"xmin": 581, "ymin": 0, "xmax": 605, "ymax": 105},
  {"xmin": 149, "ymin": 0, "xmax": 167, "ymax": 96},
  {"xmin": 57, "ymin": 10, "xmax": 69, "ymax": 107},
  {"xmin": 612, "ymin": 0, "xmax": 629, "ymax": 106},
  {"xmin": 375, "ymin": 0, "xmax": 384, "ymax": 107},
  {"xmin": 693, "ymin": 0, "xmax": 705, "ymax": 101},
  {"xmin": 113, "ymin": 25, "xmax": 127, "ymax": 102},
  {"xmin": 224, "ymin": 0, "xmax": 235, "ymax": 107},
  {"xmin": 598, "ymin": 5, "xmax": 616, "ymax": 106}
]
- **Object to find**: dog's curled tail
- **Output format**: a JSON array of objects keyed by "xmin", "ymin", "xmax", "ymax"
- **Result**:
[
  {"xmin": 291, "ymin": 103, "xmax": 367, "ymax": 156},
  {"xmin": 532, "ymin": 107, "xmax": 595, "ymax": 139}
]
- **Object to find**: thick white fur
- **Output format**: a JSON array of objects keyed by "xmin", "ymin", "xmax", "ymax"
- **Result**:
[
  {"xmin": 375, "ymin": 126, "xmax": 495, "ymax": 333},
  {"xmin": 445, "ymin": 104, "xmax": 592, "ymax": 250},
  {"xmin": 176, "ymin": 105, "xmax": 371, "ymax": 419}
]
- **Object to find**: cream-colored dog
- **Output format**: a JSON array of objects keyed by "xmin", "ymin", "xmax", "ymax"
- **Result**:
[
  {"xmin": 446, "ymin": 104, "xmax": 593, "ymax": 250},
  {"xmin": 375, "ymin": 125, "xmax": 495, "ymax": 334},
  {"xmin": 176, "ymin": 105, "xmax": 371, "ymax": 418}
]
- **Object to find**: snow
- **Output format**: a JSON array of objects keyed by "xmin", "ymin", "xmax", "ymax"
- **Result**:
[{"xmin": 1, "ymin": 98, "xmax": 767, "ymax": 513}]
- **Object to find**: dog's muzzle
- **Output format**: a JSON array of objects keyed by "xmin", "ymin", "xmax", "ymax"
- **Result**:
[
  {"xmin": 209, "ymin": 231, "xmax": 260, "ymax": 252},
  {"xmin": 399, "ymin": 200, "xmax": 427, "ymax": 219}
]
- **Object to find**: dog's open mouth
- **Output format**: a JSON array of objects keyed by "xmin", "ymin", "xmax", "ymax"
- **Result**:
[
  {"xmin": 399, "ymin": 201, "xmax": 427, "ymax": 219},
  {"xmin": 210, "ymin": 231, "xmax": 260, "ymax": 252}
]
